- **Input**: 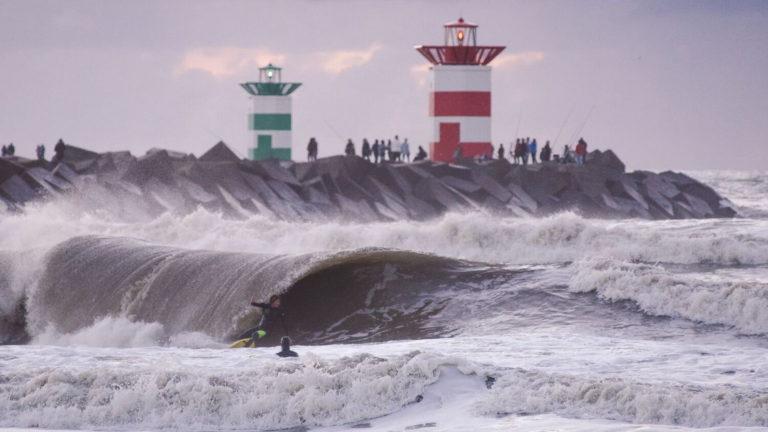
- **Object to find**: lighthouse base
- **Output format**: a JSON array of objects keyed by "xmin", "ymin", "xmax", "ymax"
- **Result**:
[
  {"xmin": 249, "ymin": 133, "xmax": 292, "ymax": 161},
  {"xmin": 431, "ymin": 122, "xmax": 492, "ymax": 162}
]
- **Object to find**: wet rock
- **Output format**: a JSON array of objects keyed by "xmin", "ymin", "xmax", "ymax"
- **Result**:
[
  {"xmin": 508, "ymin": 183, "xmax": 538, "ymax": 212},
  {"xmin": 61, "ymin": 145, "xmax": 99, "ymax": 164},
  {"xmin": 199, "ymin": 141, "xmax": 240, "ymax": 163},
  {"xmin": 121, "ymin": 150, "xmax": 176, "ymax": 186},
  {"xmin": 413, "ymin": 178, "xmax": 470, "ymax": 211},
  {"xmin": 24, "ymin": 167, "xmax": 61, "ymax": 195},
  {"xmin": 644, "ymin": 185, "xmax": 674, "ymax": 217},
  {"xmin": 587, "ymin": 149, "xmax": 625, "ymax": 173},
  {"xmin": 620, "ymin": 177, "xmax": 650, "ymax": 210},
  {"xmin": 0, "ymin": 158, "xmax": 25, "ymax": 184},
  {"xmin": 1, "ymin": 175, "xmax": 38, "ymax": 203},
  {"xmin": 472, "ymin": 170, "xmax": 512, "ymax": 203},
  {"xmin": 440, "ymin": 176, "xmax": 482, "ymax": 194},
  {"xmin": 683, "ymin": 192, "xmax": 714, "ymax": 217},
  {"xmin": 642, "ymin": 172, "xmax": 680, "ymax": 199}
]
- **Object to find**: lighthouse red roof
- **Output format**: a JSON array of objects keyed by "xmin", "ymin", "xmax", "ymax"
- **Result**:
[
  {"xmin": 415, "ymin": 17, "xmax": 505, "ymax": 66},
  {"xmin": 444, "ymin": 17, "xmax": 478, "ymax": 28}
]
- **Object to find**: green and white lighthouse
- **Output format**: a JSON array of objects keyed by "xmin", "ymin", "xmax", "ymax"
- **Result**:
[{"xmin": 240, "ymin": 64, "xmax": 302, "ymax": 161}]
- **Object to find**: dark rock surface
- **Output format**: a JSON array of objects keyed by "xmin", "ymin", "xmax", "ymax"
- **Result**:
[{"xmin": 0, "ymin": 144, "xmax": 738, "ymax": 220}]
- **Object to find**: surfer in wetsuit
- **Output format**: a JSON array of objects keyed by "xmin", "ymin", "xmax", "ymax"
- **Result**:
[
  {"xmin": 276, "ymin": 336, "xmax": 298, "ymax": 357},
  {"xmin": 248, "ymin": 294, "xmax": 284, "ymax": 346}
]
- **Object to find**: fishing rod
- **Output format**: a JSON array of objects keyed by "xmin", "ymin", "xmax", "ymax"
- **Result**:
[
  {"xmin": 566, "ymin": 104, "xmax": 596, "ymax": 145},
  {"xmin": 323, "ymin": 119, "xmax": 345, "ymax": 141},
  {"xmin": 203, "ymin": 127, "xmax": 224, "ymax": 142},
  {"xmin": 553, "ymin": 105, "xmax": 576, "ymax": 147}
]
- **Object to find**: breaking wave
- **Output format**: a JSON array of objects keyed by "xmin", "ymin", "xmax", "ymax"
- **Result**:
[
  {"xmin": 0, "ymin": 222, "xmax": 766, "ymax": 344},
  {"xmin": 568, "ymin": 259, "xmax": 768, "ymax": 335},
  {"xmin": 8, "ymin": 235, "xmax": 517, "ymax": 345}
]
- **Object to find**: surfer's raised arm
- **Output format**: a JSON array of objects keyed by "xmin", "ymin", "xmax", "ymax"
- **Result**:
[
  {"xmin": 250, "ymin": 301, "xmax": 270, "ymax": 308},
  {"xmin": 250, "ymin": 294, "xmax": 280, "ymax": 309}
]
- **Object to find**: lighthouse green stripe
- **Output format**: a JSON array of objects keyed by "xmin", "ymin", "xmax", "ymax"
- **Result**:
[{"xmin": 250, "ymin": 114, "xmax": 292, "ymax": 131}]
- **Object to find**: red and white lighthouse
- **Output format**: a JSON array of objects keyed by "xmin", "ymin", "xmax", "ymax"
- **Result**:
[{"xmin": 415, "ymin": 18, "xmax": 505, "ymax": 162}]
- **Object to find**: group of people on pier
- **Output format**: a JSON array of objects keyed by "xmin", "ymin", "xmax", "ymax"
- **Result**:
[
  {"xmin": 2, "ymin": 139, "xmax": 66, "ymax": 163},
  {"xmin": 1, "ymin": 143, "xmax": 16, "ymax": 157},
  {"xmin": 4, "ymin": 136, "xmax": 588, "ymax": 167},
  {"xmin": 1, "ymin": 139, "xmax": 68, "ymax": 163},
  {"xmin": 495, "ymin": 137, "xmax": 589, "ymax": 166},
  {"xmin": 311, "ymin": 136, "xmax": 429, "ymax": 163},
  {"xmin": 312, "ymin": 135, "xmax": 589, "ymax": 166}
]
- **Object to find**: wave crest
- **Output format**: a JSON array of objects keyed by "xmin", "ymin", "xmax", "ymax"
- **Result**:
[{"xmin": 569, "ymin": 259, "xmax": 768, "ymax": 334}]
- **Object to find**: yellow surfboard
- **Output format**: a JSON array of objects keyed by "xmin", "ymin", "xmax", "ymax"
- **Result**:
[
  {"xmin": 229, "ymin": 338, "xmax": 254, "ymax": 348},
  {"xmin": 229, "ymin": 330, "xmax": 266, "ymax": 348}
]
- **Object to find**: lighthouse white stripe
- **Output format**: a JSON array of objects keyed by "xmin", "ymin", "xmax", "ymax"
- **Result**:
[
  {"xmin": 432, "ymin": 65, "xmax": 491, "ymax": 92},
  {"xmin": 432, "ymin": 116, "xmax": 491, "ymax": 143},
  {"xmin": 252, "ymin": 96, "xmax": 292, "ymax": 114}
]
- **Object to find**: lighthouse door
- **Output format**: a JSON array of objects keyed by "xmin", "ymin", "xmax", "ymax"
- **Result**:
[{"xmin": 434, "ymin": 122, "xmax": 460, "ymax": 162}]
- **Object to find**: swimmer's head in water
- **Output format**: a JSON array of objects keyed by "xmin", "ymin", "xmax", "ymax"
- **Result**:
[{"xmin": 281, "ymin": 336, "xmax": 292, "ymax": 351}]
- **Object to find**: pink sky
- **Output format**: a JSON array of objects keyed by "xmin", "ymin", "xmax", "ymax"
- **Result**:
[{"xmin": 1, "ymin": 0, "xmax": 766, "ymax": 169}]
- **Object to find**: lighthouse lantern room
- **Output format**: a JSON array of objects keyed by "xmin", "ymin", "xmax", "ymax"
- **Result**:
[
  {"xmin": 240, "ymin": 64, "xmax": 302, "ymax": 161},
  {"xmin": 415, "ymin": 18, "xmax": 505, "ymax": 162}
]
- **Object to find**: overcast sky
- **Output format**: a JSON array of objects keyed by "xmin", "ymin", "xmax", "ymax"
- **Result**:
[{"xmin": 1, "ymin": 0, "xmax": 766, "ymax": 170}]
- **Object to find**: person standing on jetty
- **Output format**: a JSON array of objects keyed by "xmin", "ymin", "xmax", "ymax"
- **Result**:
[
  {"xmin": 521, "ymin": 138, "xmax": 530, "ymax": 165},
  {"xmin": 562, "ymin": 144, "xmax": 574, "ymax": 163},
  {"xmin": 344, "ymin": 139, "xmax": 355, "ymax": 156},
  {"xmin": 362, "ymin": 139, "xmax": 371, "ymax": 161},
  {"xmin": 453, "ymin": 143, "xmax": 463, "ymax": 162},
  {"xmin": 514, "ymin": 139, "xmax": 522, "ymax": 164},
  {"xmin": 307, "ymin": 138, "xmax": 318, "ymax": 161},
  {"xmin": 36, "ymin": 144, "xmax": 46, "ymax": 160},
  {"xmin": 372, "ymin": 140, "xmax": 380, "ymax": 163},
  {"xmin": 497, "ymin": 144, "xmax": 505, "ymax": 160},
  {"xmin": 529, "ymin": 138, "xmax": 538, "ymax": 163},
  {"xmin": 540, "ymin": 141, "xmax": 552, "ymax": 162},
  {"xmin": 379, "ymin": 138, "xmax": 387, "ymax": 163},
  {"xmin": 390, "ymin": 136, "xmax": 402, "ymax": 161},
  {"xmin": 400, "ymin": 138, "xmax": 411, "ymax": 162},
  {"xmin": 52, "ymin": 139, "xmax": 66, "ymax": 164},
  {"xmin": 575, "ymin": 138, "xmax": 588, "ymax": 165}
]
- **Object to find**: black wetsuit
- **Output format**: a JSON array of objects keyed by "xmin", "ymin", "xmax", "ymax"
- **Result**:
[
  {"xmin": 249, "ymin": 302, "xmax": 284, "ymax": 343},
  {"xmin": 276, "ymin": 349, "xmax": 298, "ymax": 357}
]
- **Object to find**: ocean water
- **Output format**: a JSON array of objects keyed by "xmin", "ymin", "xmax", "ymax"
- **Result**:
[{"xmin": 0, "ymin": 170, "xmax": 767, "ymax": 431}]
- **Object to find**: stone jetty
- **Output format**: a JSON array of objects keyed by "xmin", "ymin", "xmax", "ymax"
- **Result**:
[{"xmin": 0, "ymin": 142, "xmax": 737, "ymax": 220}]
